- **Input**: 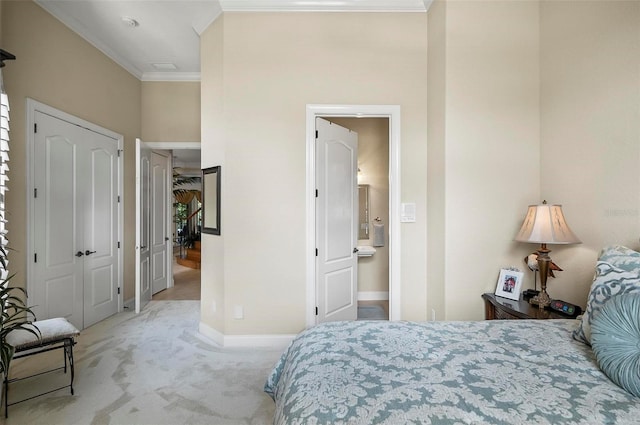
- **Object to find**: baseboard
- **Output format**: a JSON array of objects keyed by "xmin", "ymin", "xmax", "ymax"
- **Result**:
[
  {"xmin": 358, "ymin": 291, "xmax": 389, "ymax": 301},
  {"xmin": 198, "ymin": 321, "xmax": 225, "ymax": 346},
  {"xmin": 123, "ymin": 297, "xmax": 135, "ymax": 311},
  {"xmin": 198, "ymin": 321, "xmax": 295, "ymax": 349}
]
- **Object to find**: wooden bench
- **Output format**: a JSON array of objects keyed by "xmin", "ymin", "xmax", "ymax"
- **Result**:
[{"xmin": 3, "ymin": 318, "xmax": 80, "ymax": 418}]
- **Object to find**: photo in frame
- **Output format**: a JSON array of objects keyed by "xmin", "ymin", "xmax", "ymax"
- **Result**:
[{"xmin": 495, "ymin": 268, "xmax": 524, "ymax": 301}]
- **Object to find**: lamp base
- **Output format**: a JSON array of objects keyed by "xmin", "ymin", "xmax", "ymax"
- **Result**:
[{"xmin": 529, "ymin": 290, "xmax": 551, "ymax": 309}]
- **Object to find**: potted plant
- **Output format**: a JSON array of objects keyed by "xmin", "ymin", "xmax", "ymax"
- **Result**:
[{"xmin": 0, "ymin": 245, "xmax": 39, "ymax": 382}]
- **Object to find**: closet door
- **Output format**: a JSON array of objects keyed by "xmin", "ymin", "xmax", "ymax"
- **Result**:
[
  {"xmin": 32, "ymin": 112, "xmax": 85, "ymax": 329},
  {"xmin": 83, "ymin": 131, "xmax": 119, "ymax": 328},
  {"xmin": 32, "ymin": 111, "xmax": 119, "ymax": 330}
]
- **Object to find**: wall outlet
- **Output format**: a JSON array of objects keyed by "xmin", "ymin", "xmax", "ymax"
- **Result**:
[{"xmin": 233, "ymin": 305, "xmax": 244, "ymax": 320}]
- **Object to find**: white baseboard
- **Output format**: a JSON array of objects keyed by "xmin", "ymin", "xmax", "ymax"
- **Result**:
[
  {"xmin": 358, "ymin": 291, "xmax": 389, "ymax": 301},
  {"xmin": 198, "ymin": 321, "xmax": 295, "ymax": 349},
  {"xmin": 123, "ymin": 297, "xmax": 135, "ymax": 311}
]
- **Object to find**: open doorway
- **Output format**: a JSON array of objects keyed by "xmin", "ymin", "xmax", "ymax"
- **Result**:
[
  {"xmin": 145, "ymin": 143, "xmax": 201, "ymax": 302},
  {"xmin": 326, "ymin": 117, "xmax": 390, "ymax": 321},
  {"xmin": 306, "ymin": 105, "xmax": 401, "ymax": 328}
]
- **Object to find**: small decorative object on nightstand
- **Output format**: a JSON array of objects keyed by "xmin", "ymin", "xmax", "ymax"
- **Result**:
[{"xmin": 482, "ymin": 293, "xmax": 567, "ymax": 320}]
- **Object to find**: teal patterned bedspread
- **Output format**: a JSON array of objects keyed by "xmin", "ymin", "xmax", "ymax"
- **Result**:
[{"xmin": 264, "ymin": 320, "xmax": 640, "ymax": 424}]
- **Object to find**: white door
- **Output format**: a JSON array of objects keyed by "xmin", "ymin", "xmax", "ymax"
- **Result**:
[
  {"xmin": 315, "ymin": 118, "xmax": 358, "ymax": 323},
  {"xmin": 83, "ymin": 130, "xmax": 120, "ymax": 328},
  {"xmin": 135, "ymin": 138, "xmax": 152, "ymax": 313},
  {"xmin": 151, "ymin": 151, "xmax": 170, "ymax": 295},
  {"xmin": 32, "ymin": 111, "xmax": 119, "ymax": 330}
]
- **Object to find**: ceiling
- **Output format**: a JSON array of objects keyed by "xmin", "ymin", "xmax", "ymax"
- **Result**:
[{"xmin": 35, "ymin": 0, "xmax": 432, "ymax": 81}]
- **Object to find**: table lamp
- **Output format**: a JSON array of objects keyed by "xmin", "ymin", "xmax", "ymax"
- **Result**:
[{"xmin": 515, "ymin": 201, "xmax": 581, "ymax": 309}]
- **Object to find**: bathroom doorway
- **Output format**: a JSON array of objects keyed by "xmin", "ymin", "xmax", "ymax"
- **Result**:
[
  {"xmin": 305, "ymin": 104, "xmax": 401, "ymax": 327},
  {"xmin": 327, "ymin": 117, "xmax": 390, "ymax": 321}
]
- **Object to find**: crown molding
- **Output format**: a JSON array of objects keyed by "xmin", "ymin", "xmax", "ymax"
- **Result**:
[
  {"xmin": 141, "ymin": 72, "xmax": 201, "ymax": 82},
  {"xmin": 35, "ymin": 1, "xmax": 145, "ymax": 80},
  {"xmin": 218, "ymin": 0, "xmax": 431, "ymax": 12}
]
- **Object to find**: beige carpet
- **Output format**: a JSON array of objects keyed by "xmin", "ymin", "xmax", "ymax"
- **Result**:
[{"xmin": 4, "ymin": 301, "xmax": 282, "ymax": 424}]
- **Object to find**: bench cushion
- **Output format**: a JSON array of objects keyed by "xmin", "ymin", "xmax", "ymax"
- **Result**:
[{"xmin": 6, "ymin": 318, "xmax": 79, "ymax": 351}]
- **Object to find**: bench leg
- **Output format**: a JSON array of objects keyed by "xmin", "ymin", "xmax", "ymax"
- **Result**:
[
  {"xmin": 64, "ymin": 339, "xmax": 75, "ymax": 395},
  {"xmin": 4, "ymin": 370, "xmax": 8, "ymax": 418}
]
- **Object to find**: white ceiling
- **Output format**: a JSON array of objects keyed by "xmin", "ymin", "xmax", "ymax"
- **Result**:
[{"xmin": 35, "ymin": 0, "xmax": 432, "ymax": 81}]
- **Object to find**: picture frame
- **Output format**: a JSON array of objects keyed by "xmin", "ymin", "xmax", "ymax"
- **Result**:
[
  {"xmin": 202, "ymin": 166, "xmax": 221, "ymax": 235},
  {"xmin": 495, "ymin": 268, "xmax": 524, "ymax": 301}
]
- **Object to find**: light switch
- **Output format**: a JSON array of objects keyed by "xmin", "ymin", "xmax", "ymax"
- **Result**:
[{"xmin": 400, "ymin": 203, "xmax": 416, "ymax": 222}]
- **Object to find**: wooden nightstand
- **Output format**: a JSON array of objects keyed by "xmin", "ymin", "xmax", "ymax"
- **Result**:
[{"xmin": 482, "ymin": 293, "xmax": 567, "ymax": 320}]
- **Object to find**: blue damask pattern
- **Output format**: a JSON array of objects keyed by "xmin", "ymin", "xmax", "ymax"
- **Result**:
[
  {"xmin": 265, "ymin": 320, "xmax": 640, "ymax": 425},
  {"xmin": 573, "ymin": 246, "xmax": 640, "ymax": 345}
]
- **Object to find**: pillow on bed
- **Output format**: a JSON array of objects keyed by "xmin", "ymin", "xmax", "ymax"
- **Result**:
[
  {"xmin": 597, "ymin": 245, "xmax": 640, "ymax": 274},
  {"xmin": 573, "ymin": 261, "xmax": 640, "ymax": 345},
  {"xmin": 591, "ymin": 293, "xmax": 640, "ymax": 398}
]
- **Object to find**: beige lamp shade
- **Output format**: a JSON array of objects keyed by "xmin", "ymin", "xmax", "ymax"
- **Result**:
[{"xmin": 515, "ymin": 202, "xmax": 581, "ymax": 245}]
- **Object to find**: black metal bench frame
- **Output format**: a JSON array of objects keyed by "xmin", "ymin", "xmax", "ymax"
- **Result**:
[{"xmin": 3, "ymin": 336, "xmax": 76, "ymax": 418}]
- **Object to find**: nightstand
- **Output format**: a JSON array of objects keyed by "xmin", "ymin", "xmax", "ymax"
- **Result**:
[{"xmin": 482, "ymin": 293, "xmax": 566, "ymax": 320}]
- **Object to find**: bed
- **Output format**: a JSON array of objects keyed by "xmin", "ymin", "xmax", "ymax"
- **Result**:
[{"xmin": 265, "ymin": 245, "xmax": 640, "ymax": 424}]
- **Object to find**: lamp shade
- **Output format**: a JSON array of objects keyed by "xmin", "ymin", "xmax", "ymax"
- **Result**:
[{"xmin": 515, "ymin": 202, "xmax": 581, "ymax": 244}]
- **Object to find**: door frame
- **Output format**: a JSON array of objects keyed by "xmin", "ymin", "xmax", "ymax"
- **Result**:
[
  {"xmin": 306, "ymin": 104, "xmax": 401, "ymax": 327},
  {"xmin": 25, "ymin": 98, "xmax": 124, "ymax": 315}
]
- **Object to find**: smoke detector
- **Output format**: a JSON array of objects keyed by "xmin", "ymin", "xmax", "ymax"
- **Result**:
[{"xmin": 121, "ymin": 16, "xmax": 140, "ymax": 28}]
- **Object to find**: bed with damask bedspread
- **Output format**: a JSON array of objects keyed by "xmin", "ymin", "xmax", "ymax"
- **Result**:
[
  {"xmin": 265, "ymin": 245, "xmax": 640, "ymax": 424},
  {"xmin": 264, "ymin": 318, "xmax": 640, "ymax": 424}
]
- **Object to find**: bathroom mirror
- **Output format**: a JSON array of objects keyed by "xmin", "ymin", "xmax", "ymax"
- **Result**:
[
  {"xmin": 358, "ymin": 184, "xmax": 369, "ymax": 240},
  {"xmin": 202, "ymin": 166, "xmax": 221, "ymax": 235}
]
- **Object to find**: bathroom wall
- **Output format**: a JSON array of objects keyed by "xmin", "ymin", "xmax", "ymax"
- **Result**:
[{"xmin": 329, "ymin": 117, "xmax": 390, "ymax": 299}]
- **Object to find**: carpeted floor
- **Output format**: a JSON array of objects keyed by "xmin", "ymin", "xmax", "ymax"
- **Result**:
[{"xmin": 4, "ymin": 301, "xmax": 282, "ymax": 425}]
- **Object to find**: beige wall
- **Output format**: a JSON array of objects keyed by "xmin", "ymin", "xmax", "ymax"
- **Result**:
[
  {"xmin": 200, "ymin": 12, "xmax": 428, "ymax": 335},
  {"xmin": 2, "ymin": 1, "xmax": 141, "ymax": 300},
  {"xmin": 539, "ymin": 1, "xmax": 640, "ymax": 306},
  {"xmin": 431, "ymin": 1, "xmax": 541, "ymax": 320},
  {"xmin": 329, "ymin": 117, "xmax": 390, "ymax": 295},
  {"xmin": 200, "ymin": 15, "xmax": 226, "ymax": 332},
  {"xmin": 427, "ymin": 0, "xmax": 447, "ymax": 320},
  {"xmin": 141, "ymin": 81, "xmax": 201, "ymax": 142}
]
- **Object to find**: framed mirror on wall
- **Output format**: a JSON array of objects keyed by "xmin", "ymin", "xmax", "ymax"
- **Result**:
[{"xmin": 202, "ymin": 166, "xmax": 221, "ymax": 235}]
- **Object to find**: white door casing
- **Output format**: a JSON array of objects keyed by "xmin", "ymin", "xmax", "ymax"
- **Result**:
[
  {"xmin": 135, "ymin": 138, "xmax": 152, "ymax": 313},
  {"xmin": 306, "ymin": 105, "xmax": 401, "ymax": 328},
  {"xmin": 315, "ymin": 118, "xmax": 358, "ymax": 322},
  {"xmin": 30, "ymin": 107, "xmax": 121, "ymax": 330},
  {"xmin": 151, "ymin": 151, "xmax": 170, "ymax": 295}
]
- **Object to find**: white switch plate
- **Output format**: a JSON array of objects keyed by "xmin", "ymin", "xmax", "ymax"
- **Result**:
[
  {"xmin": 233, "ymin": 305, "xmax": 244, "ymax": 319},
  {"xmin": 400, "ymin": 203, "xmax": 416, "ymax": 222}
]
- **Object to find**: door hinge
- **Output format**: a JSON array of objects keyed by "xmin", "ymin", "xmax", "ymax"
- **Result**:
[
  {"xmin": 117, "ymin": 149, "xmax": 123, "ymax": 157},
  {"xmin": 34, "ymin": 188, "xmax": 38, "ymax": 198},
  {"xmin": 34, "ymin": 123, "xmax": 37, "ymax": 133},
  {"xmin": 315, "ymin": 189, "xmax": 318, "ymax": 198},
  {"xmin": 315, "ymin": 306, "xmax": 318, "ymax": 316},
  {"xmin": 34, "ymin": 253, "xmax": 37, "ymax": 263},
  {"xmin": 118, "ymin": 241, "xmax": 121, "ymax": 248},
  {"xmin": 315, "ymin": 130, "xmax": 318, "ymax": 139},
  {"xmin": 315, "ymin": 248, "xmax": 318, "ymax": 257},
  {"xmin": 117, "ymin": 195, "xmax": 120, "ymax": 203},
  {"xmin": 117, "ymin": 287, "xmax": 121, "ymax": 294}
]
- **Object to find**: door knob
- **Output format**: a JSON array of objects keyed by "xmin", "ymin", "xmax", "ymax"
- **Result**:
[
  {"xmin": 353, "ymin": 247, "xmax": 359, "ymax": 253},
  {"xmin": 75, "ymin": 251, "xmax": 84, "ymax": 257},
  {"xmin": 85, "ymin": 250, "xmax": 97, "ymax": 256},
  {"xmin": 165, "ymin": 237, "xmax": 169, "ymax": 241}
]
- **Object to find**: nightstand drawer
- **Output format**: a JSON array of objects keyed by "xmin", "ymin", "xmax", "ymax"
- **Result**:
[{"xmin": 493, "ymin": 307, "xmax": 520, "ymax": 320}]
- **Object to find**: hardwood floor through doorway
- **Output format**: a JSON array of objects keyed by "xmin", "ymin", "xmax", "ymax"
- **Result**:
[{"xmin": 152, "ymin": 259, "xmax": 201, "ymax": 301}]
